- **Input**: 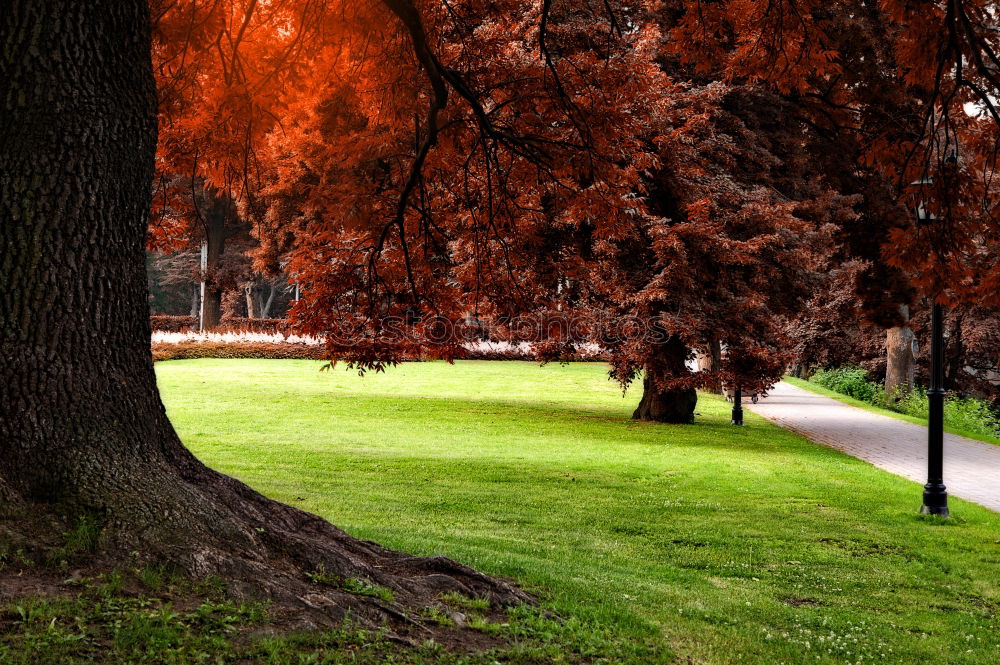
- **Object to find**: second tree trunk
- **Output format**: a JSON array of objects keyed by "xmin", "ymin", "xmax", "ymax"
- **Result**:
[
  {"xmin": 885, "ymin": 305, "xmax": 916, "ymax": 400},
  {"xmin": 633, "ymin": 337, "xmax": 697, "ymax": 423}
]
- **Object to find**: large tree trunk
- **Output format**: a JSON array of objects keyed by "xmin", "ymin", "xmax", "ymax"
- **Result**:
[
  {"xmin": 885, "ymin": 305, "xmax": 916, "ymax": 400},
  {"xmin": 633, "ymin": 337, "xmax": 697, "ymax": 423},
  {"xmin": 0, "ymin": 0, "xmax": 523, "ymax": 625}
]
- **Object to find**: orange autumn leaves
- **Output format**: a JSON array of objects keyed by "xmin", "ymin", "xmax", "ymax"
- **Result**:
[
  {"xmin": 149, "ymin": 0, "xmax": 1000, "ymax": 388},
  {"xmin": 668, "ymin": 0, "xmax": 1000, "ymax": 306}
]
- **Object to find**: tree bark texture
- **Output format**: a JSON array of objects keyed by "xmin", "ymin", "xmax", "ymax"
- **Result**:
[
  {"xmin": 945, "ymin": 312, "xmax": 964, "ymax": 391},
  {"xmin": 0, "ymin": 0, "xmax": 524, "ymax": 623},
  {"xmin": 885, "ymin": 306, "xmax": 915, "ymax": 400},
  {"xmin": 190, "ymin": 282, "xmax": 201, "ymax": 319},
  {"xmin": 695, "ymin": 338, "xmax": 723, "ymax": 394},
  {"xmin": 199, "ymin": 196, "xmax": 228, "ymax": 331},
  {"xmin": 633, "ymin": 337, "xmax": 697, "ymax": 423}
]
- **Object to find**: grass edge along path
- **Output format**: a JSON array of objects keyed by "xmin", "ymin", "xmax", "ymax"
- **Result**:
[{"xmin": 783, "ymin": 375, "xmax": 1000, "ymax": 447}]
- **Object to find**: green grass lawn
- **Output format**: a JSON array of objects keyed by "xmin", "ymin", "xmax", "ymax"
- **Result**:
[
  {"xmin": 155, "ymin": 359, "xmax": 1000, "ymax": 665},
  {"xmin": 784, "ymin": 376, "xmax": 1000, "ymax": 446}
]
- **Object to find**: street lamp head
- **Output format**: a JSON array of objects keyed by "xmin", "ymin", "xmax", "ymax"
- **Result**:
[
  {"xmin": 907, "ymin": 176, "xmax": 937, "ymax": 226},
  {"xmin": 915, "ymin": 201, "xmax": 937, "ymax": 226}
]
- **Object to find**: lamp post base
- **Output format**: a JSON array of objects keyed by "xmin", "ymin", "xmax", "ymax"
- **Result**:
[
  {"xmin": 920, "ymin": 484, "xmax": 950, "ymax": 518},
  {"xmin": 731, "ymin": 387, "xmax": 743, "ymax": 426}
]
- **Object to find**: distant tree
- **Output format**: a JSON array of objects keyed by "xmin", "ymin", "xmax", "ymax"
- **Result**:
[
  {"xmin": 150, "ymin": 177, "xmax": 295, "ymax": 326},
  {"xmin": 598, "ymin": 83, "xmax": 846, "ymax": 420},
  {"xmin": 147, "ymin": 249, "xmax": 199, "ymax": 316}
]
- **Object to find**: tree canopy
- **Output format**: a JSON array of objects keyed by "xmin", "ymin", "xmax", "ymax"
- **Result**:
[{"xmin": 149, "ymin": 0, "xmax": 1000, "ymax": 422}]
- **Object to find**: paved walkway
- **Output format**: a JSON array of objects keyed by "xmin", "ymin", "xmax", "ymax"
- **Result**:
[{"xmin": 745, "ymin": 381, "xmax": 1000, "ymax": 513}]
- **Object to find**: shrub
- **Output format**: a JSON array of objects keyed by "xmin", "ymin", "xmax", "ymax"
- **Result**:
[
  {"xmin": 151, "ymin": 331, "xmax": 609, "ymax": 362},
  {"xmin": 456, "ymin": 340, "xmax": 607, "ymax": 361},
  {"xmin": 945, "ymin": 396, "xmax": 1000, "ymax": 440},
  {"xmin": 891, "ymin": 387, "xmax": 1000, "ymax": 440},
  {"xmin": 812, "ymin": 367, "xmax": 886, "ymax": 404},
  {"xmin": 811, "ymin": 367, "xmax": 1000, "ymax": 441}
]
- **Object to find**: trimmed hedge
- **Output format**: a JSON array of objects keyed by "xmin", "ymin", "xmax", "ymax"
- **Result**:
[
  {"xmin": 217, "ymin": 317, "xmax": 287, "ymax": 333},
  {"xmin": 150, "ymin": 331, "xmax": 607, "ymax": 363},
  {"xmin": 152, "ymin": 340, "xmax": 327, "ymax": 361},
  {"xmin": 150, "ymin": 316, "xmax": 287, "ymax": 333},
  {"xmin": 150, "ymin": 315, "xmax": 196, "ymax": 332},
  {"xmin": 456, "ymin": 341, "xmax": 607, "ymax": 361},
  {"xmin": 151, "ymin": 339, "xmax": 608, "ymax": 362}
]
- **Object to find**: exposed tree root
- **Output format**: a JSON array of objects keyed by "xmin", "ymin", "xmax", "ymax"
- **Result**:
[{"xmin": 0, "ymin": 462, "xmax": 531, "ymax": 636}]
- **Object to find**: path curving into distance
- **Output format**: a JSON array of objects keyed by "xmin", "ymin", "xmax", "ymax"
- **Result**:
[{"xmin": 745, "ymin": 381, "xmax": 1000, "ymax": 513}]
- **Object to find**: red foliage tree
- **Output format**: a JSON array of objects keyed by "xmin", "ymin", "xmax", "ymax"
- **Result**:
[
  {"xmin": 152, "ymin": 0, "xmax": 1000, "ymax": 423},
  {"xmin": 672, "ymin": 0, "xmax": 1000, "ymax": 411},
  {"xmin": 188, "ymin": 1, "xmax": 853, "ymax": 422},
  {"xmin": 668, "ymin": 0, "xmax": 1000, "ymax": 309}
]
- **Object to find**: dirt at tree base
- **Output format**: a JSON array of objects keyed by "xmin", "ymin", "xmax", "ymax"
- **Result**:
[
  {"xmin": 0, "ymin": 566, "xmax": 515, "ymax": 659},
  {"xmin": 0, "ymin": 502, "xmax": 531, "ymax": 657}
]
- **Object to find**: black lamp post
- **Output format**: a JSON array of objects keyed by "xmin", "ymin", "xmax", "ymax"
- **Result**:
[
  {"xmin": 922, "ymin": 302, "xmax": 949, "ymax": 516},
  {"xmin": 731, "ymin": 385, "xmax": 743, "ymax": 426},
  {"xmin": 913, "ymin": 182, "xmax": 949, "ymax": 517}
]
